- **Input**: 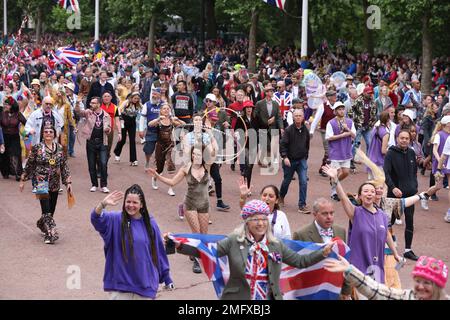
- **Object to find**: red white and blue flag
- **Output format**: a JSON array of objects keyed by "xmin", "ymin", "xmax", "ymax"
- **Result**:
[
  {"xmin": 273, "ymin": 91, "xmax": 293, "ymax": 120},
  {"xmin": 170, "ymin": 233, "xmax": 350, "ymax": 300},
  {"xmin": 55, "ymin": 46, "xmax": 83, "ymax": 66},
  {"xmin": 262, "ymin": 0, "xmax": 286, "ymax": 11},
  {"xmin": 56, "ymin": 0, "xmax": 80, "ymax": 13}
]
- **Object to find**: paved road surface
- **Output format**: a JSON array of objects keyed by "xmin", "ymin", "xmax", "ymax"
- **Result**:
[{"xmin": 0, "ymin": 134, "xmax": 448, "ymax": 299}]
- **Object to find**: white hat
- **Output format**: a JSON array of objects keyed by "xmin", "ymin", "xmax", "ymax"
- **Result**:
[
  {"xmin": 402, "ymin": 109, "xmax": 415, "ymax": 121},
  {"xmin": 331, "ymin": 101, "xmax": 345, "ymax": 111},
  {"xmin": 205, "ymin": 93, "xmax": 217, "ymax": 102},
  {"xmin": 356, "ymin": 83, "xmax": 365, "ymax": 96},
  {"xmin": 441, "ymin": 115, "xmax": 450, "ymax": 125},
  {"xmin": 64, "ymin": 83, "xmax": 75, "ymax": 92}
]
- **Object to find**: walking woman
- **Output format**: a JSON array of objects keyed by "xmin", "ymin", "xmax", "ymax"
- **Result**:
[
  {"xmin": 91, "ymin": 184, "xmax": 174, "ymax": 300},
  {"xmin": 322, "ymin": 164, "xmax": 401, "ymax": 286},
  {"xmin": 146, "ymin": 139, "xmax": 217, "ymax": 274},
  {"xmin": 19, "ymin": 125, "xmax": 72, "ymax": 244},
  {"xmin": 238, "ymin": 179, "xmax": 292, "ymax": 240},
  {"xmin": 367, "ymin": 111, "xmax": 390, "ymax": 180},
  {"xmin": 53, "ymin": 88, "xmax": 76, "ymax": 155},
  {"xmin": 147, "ymin": 103, "xmax": 185, "ymax": 195},
  {"xmin": 167, "ymin": 200, "xmax": 336, "ymax": 300},
  {"xmin": 113, "ymin": 92, "xmax": 142, "ymax": 166},
  {"xmin": 0, "ymin": 96, "xmax": 27, "ymax": 180},
  {"xmin": 234, "ymin": 100, "xmax": 259, "ymax": 188}
]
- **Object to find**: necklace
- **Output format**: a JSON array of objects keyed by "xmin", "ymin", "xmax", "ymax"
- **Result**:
[{"xmin": 45, "ymin": 142, "xmax": 56, "ymax": 166}]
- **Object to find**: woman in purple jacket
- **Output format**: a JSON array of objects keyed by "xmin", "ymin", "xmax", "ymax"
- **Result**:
[{"xmin": 91, "ymin": 184, "xmax": 174, "ymax": 300}]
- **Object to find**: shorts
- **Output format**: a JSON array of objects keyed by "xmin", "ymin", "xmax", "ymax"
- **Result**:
[
  {"xmin": 330, "ymin": 160, "xmax": 351, "ymax": 169},
  {"xmin": 184, "ymin": 199, "xmax": 209, "ymax": 213},
  {"xmin": 143, "ymin": 140, "xmax": 156, "ymax": 155}
]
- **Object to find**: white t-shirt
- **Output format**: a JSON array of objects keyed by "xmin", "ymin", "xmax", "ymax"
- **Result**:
[
  {"xmin": 325, "ymin": 118, "xmax": 356, "ymax": 140},
  {"xmin": 441, "ymin": 136, "xmax": 450, "ymax": 170},
  {"xmin": 433, "ymin": 134, "xmax": 441, "ymax": 146},
  {"xmin": 269, "ymin": 210, "xmax": 291, "ymax": 240}
]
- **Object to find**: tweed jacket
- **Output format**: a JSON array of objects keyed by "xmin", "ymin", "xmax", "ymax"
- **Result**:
[
  {"xmin": 178, "ymin": 233, "xmax": 325, "ymax": 300},
  {"xmin": 254, "ymin": 99, "xmax": 284, "ymax": 130},
  {"xmin": 292, "ymin": 222, "xmax": 347, "ymax": 243}
]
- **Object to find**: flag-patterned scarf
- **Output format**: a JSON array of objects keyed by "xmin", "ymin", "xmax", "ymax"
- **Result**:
[{"xmin": 245, "ymin": 234, "xmax": 270, "ymax": 300}]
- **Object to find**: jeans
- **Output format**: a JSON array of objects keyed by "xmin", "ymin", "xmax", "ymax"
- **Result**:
[
  {"xmin": 280, "ymin": 158, "xmax": 308, "ymax": 207},
  {"xmin": 87, "ymin": 140, "xmax": 108, "ymax": 187},
  {"xmin": 352, "ymin": 126, "xmax": 372, "ymax": 157},
  {"xmin": 68, "ymin": 125, "xmax": 76, "ymax": 156}
]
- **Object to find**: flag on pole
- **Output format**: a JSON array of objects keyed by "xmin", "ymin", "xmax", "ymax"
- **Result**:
[
  {"xmin": 262, "ymin": 0, "xmax": 286, "ymax": 11},
  {"xmin": 55, "ymin": 46, "xmax": 83, "ymax": 66},
  {"xmin": 55, "ymin": 0, "xmax": 80, "ymax": 13},
  {"xmin": 169, "ymin": 233, "xmax": 350, "ymax": 300}
]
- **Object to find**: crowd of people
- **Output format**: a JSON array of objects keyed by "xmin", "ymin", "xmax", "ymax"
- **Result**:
[{"xmin": 1, "ymin": 32, "xmax": 449, "ymax": 300}]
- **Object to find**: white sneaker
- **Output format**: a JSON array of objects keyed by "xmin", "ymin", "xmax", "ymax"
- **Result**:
[
  {"xmin": 420, "ymin": 198, "xmax": 429, "ymax": 211},
  {"xmin": 395, "ymin": 219, "xmax": 403, "ymax": 225},
  {"xmin": 445, "ymin": 210, "xmax": 450, "ymax": 223},
  {"xmin": 131, "ymin": 161, "xmax": 138, "ymax": 166},
  {"xmin": 152, "ymin": 177, "xmax": 158, "ymax": 190},
  {"xmin": 90, "ymin": 186, "xmax": 97, "ymax": 192},
  {"xmin": 140, "ymin": 138, "xmax": 146, "ymax": 144},
  {"xmin": 114, "ymin": 156, "xmax": 120, "ymax": 162},
  {"xmin": 101, "ymin": 187, "xmax": 110, "ymax": 193},
  {"xmin": 168, "ymin": 187, "xmax": 175, "ymax": 196}
]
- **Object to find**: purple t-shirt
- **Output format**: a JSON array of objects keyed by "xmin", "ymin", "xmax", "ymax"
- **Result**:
[
  {"xmin": 367, "ymin": 125, "xmax": 388, "ymax": 167},
  {"xmin": 91, "ymin": 210, "xmax": 172, "ymax": 298},
  {"xmin": 348, "ymin": 206, "xmax": 388, "ymax": 284}
]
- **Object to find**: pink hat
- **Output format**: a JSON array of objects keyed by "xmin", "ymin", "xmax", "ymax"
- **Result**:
[
  {"xmin": 241, "ymin": 200, "xmax": 270, "ymax": 220},
  {"xmin": 411, "ymin": 256, "xmax": 448, "ymax": 288}
]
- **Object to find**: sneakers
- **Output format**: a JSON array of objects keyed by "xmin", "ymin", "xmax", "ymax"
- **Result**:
[
  {"xmin": 230, "ymin": 164, "xmax": 235, "ymax": 171},
  {"xmin": 101, "ymin": 187, "xmax": 110, "ymax": 193},
  {"xmin": 192, "ymin": 259, "xmax": 202, "ymax": 274},
  {"xmin": 208, "ymin": 185, "xmax": 215, "ymax": 196},
  {"xmin": 177, "ymin": 203, "xmax": 185, "ymax": 220},
  {"xmin": 350, "ymin": 160, "xmax": 356, "ymax": 170},
  {"xmin": 131, "ymin": 161, "xmax": 138, "ymax": 166},
  {"xmin": 58, "ymin": 188, "xmax": 63, "ymax": 194},
  {"xmin": 114, "ymin": 156, "xmax": 120, "ymax": 162},
  {"xmin": 298, "ymin": 205, "xmax": 311, "ymax": 214},
  {"xmin": 431, "ymin": 194, "xmax": 439, "ymax": 201},
  {"xmin": 395, "ymin": 219, "xmax": 403, "ymax": 225},
  {"xmin": 44, "ymin": 235, "xmax": 54, "ymax": 244},
  {"xmin": 217, "ymin": 200, "xmax": 230, "ymax": 211},
  {"xmin": 420, "ymin": 197, "xmax": 429, "ymax": 211},
  {"xmin": 404, "ymin": 250, "xmax": 419, "ymax": 261},
  {"xmin": 140, "ymin": 137, "xmax": 146, "ymax": 144},
  {"xmin": 90, "ymin": 186, "xmax": 97, "ymax": 192},
  {"xmin": 331, "ymin": 194, "xmax": 340, "ymax": 202},
  {"xmin": 152, "ymin": 177, "xmax": 158, "ymax": 190},
  {"xmin": 168, "ymin": 187, "xmax": 175, "ymax": 196},
  {"xmin": 444, "ymin": 209, "xmax": 450, "ymax": 223}
]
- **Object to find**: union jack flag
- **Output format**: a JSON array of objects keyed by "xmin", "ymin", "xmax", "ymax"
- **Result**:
[
  {"xmin": 262, "ymin": 0, "xmax": 286, "ymax": 11},
  {"xmin": 55, "ymin": 0, "xmax": 80, "ymax": 13},
  {"xmin": 169, "ymin": 233, "xmax": 350, "ymax": 300},
  {"xmin": 273, "ymin": 91, "xmax": 293, "ymax": 120},
  {"xmin": 55, "ymin": 46, "xmax": 83, "ymax": 67}
]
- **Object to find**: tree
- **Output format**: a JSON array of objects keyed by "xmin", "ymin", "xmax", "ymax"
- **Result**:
[{"xmin": 205, "ymin": 0, "xmax": 217, "ymax": 39}]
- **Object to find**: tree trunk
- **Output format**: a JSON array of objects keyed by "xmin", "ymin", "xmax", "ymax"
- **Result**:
[
  {"xmin": 35, "ymin": 8, "xmax": 42, "ymax": 44},
  {"xmin": 205, "ymin": 0, "xmax": 217, "ymax": 39},
  {"xmin": 362, "ymin": 0, "xmax": 374, "ymax": 55},
  {"xmin": 421, "ymin": 8, "xmax": 432, "ymax": 95},
  {"xmin": 248, "ymin": 8, "xmax": 259, "ymax": 73},
  {"xmin": 148, "ymin": 14, "xmax": 156, "ymax": 59}
]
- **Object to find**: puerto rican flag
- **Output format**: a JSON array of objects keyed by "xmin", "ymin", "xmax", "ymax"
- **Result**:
[
  {"xmin": 273, "ymin": 91, "xmax": 292, "ymax": 120},
  {"xmin": 55, "ymin": 46, "xmax": 83, "ymax": 67},
  {"xmin": 169, "ymin": 233, "xmax": 350, "ymax": 300},
  {"xmin": 56, "ymin": 0, "xmax": 80, "ymax": 13},
  {"xmin": 262, "ymin": 0, "xmax": 286, "ymax": 11}
]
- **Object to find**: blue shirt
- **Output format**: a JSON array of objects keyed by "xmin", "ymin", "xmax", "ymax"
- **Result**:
[{"xmin": 91, "ymin": 210, "xmax": 172, "ymax": 298}]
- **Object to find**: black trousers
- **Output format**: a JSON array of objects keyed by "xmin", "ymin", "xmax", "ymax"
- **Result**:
[
  {"xmin": 113, "ymin": 116, "xmax": 137, "ymax": 162},
  {"xmin": 39, "ymin": 191, "xmax": 59, "ymax": 216},
  {"xmin": 0, "ymin": 133, "xmax": 22, "ymax": 178},
  {"xmin": 391, "ymin": 203, "xmax": 415, "ymax": 249},
  {"xmin": 210, "ymin": 163, "xmax": 222, "ymax": 200}
]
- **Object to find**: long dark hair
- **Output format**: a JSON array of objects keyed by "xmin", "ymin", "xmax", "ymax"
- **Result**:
[
  {"xmin": 260, "ymin": 185, "xmax": 280, "ymax": 211},
  {"xmin": 120, "ymin": 184, "xmax": 158, "ymax": 268}
]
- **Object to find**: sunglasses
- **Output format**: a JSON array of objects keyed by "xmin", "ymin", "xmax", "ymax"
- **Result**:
[
  {"xmin": 44, "ymin": 103, "xmax": 52, "ymax": 106},
  {"xmin": 205, "ymin": 99, "xmax": 213, "ymax": 103},
  {"xmin": 43, "ymin": 130, "xmax": 54, "ymax": 134}
]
